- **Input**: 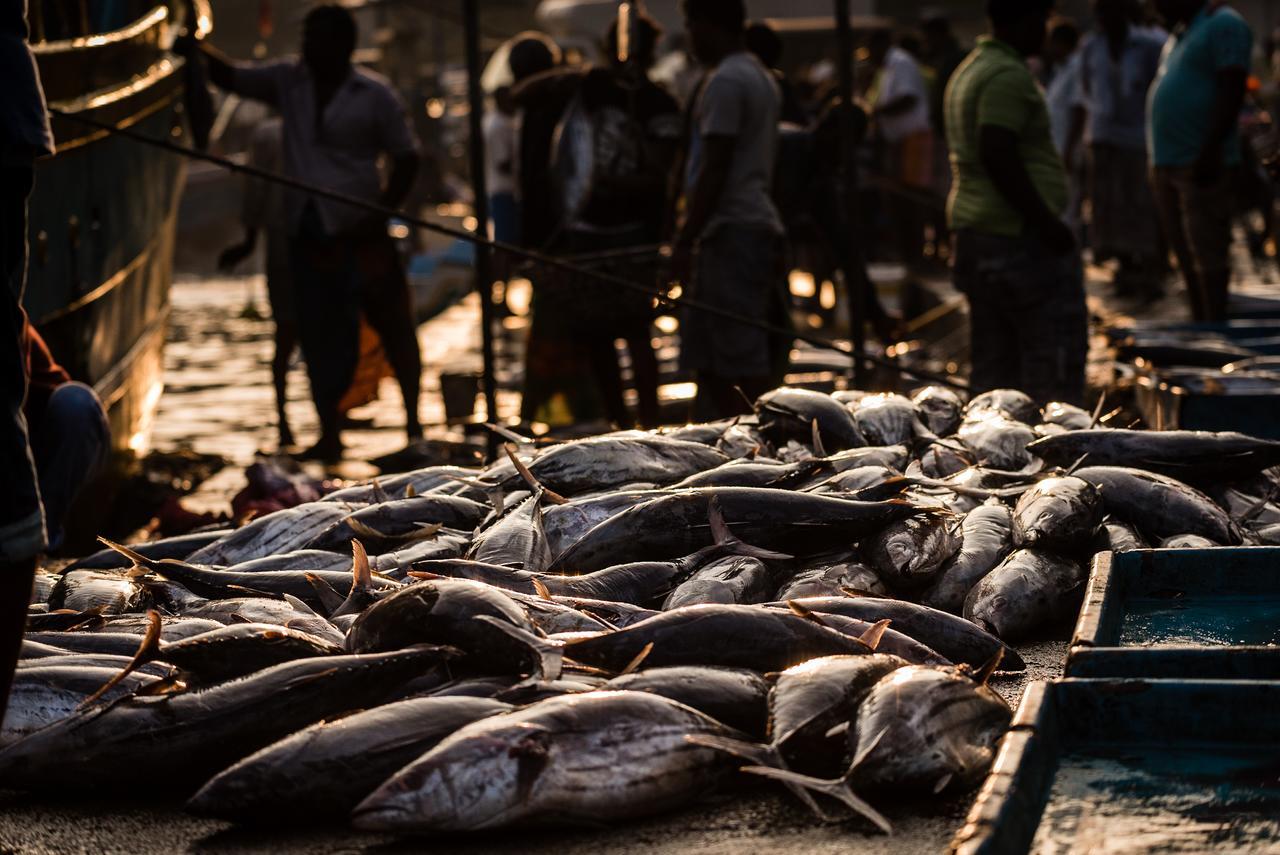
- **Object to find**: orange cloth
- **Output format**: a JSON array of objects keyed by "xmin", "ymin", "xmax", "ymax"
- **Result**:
[{"xmin": 337, "ymin": 316, "xmax": 392, "ymax": 413}]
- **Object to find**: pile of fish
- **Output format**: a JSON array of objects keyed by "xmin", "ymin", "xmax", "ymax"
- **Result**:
[{"xmin": 9, "ymin": 384, "xmax": 1280, "ymax": 834}]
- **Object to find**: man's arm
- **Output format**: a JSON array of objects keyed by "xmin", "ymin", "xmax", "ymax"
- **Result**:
[
  {"xmin": 1194, "ymin": 68, "xmax": 1248, "ymax": 184},
  {"xmin": 670, "ymin": 135, "xmax": 734, "ymax": 282},
  {"xmin": 876, "ymin": 92, "xmax": 919, "ymax": 119},
  {"xmin": 174, "ymin": 35, "xmax": 280, "ymax": 105},
  {"xmin": 381, "ymin": 152, "xmax": 419, "ymax": 213},
  {"xmin": 979, "ymin": 125, "xmax": 1074, "ymax": 253}
]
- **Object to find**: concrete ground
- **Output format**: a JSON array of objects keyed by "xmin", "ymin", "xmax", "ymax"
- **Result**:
[{"xmin": 0, "ymin": 642, "xmax": 1065, "ymax": 855}]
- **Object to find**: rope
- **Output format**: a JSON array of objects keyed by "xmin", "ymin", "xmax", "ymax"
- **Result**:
[{"xmin": 49, "ymin": 106, "xmax": 969, "ymax": 391}]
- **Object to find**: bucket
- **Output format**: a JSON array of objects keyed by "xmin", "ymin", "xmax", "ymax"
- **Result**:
[{"xmin": 440, "ymin": 371, "xmax": 482, "ymax": 423}]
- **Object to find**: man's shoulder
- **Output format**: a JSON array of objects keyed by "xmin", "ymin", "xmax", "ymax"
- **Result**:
[
  {"xmin": 1207, "ymin": 5, "xmax": 1251, "ymax": 32},
  {"xmin": 350, "ymin": 65, "xmax": 401, "ymax": 98}
]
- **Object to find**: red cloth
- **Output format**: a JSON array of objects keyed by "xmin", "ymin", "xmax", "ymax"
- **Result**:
[{"xmin": 22, "ymin": 321, "xmax": 70, "ymax": 424}]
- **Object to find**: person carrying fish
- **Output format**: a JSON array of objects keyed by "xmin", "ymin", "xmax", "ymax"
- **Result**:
[
  {"xmin": 944, "ymin": 0, "xmax": 1088, "ymax": 406},
  {"xmin": 180, "ymin": 5, "xmax": 423, "ymax": 463},
  {"xmin": 669, "ymin": 0, "xmax": 790, "ymax": 420}
]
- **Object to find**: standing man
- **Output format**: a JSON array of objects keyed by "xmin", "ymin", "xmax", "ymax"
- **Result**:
[
  {"xmin": 1148, "ymin": 0, "xmax": 1252, "ymax": 322},
  {"xmin": 671, "ymin": 0, "xmax": 787, "ymax": 420},
  {"xmin": 867, "ymin": 27, "xmax": 934, "ymax": 270},
  {"xmin": 1043, "ymin": 19, "xmax": 1085, "ymax": 237},
  {"xmin": 1076, "ymin": 0, "xmax": 1166, "ymax": 299},
  {"xmin": 945, "ymin": 0, "xmax": 1087, "ymax": 406},
  {"xmin": 1, "ymin": 0, "xmax": 55, "ymax": 729},
  {"xmin": 186, "ymin": 5, "xmax": 423, "ymax": 462}
]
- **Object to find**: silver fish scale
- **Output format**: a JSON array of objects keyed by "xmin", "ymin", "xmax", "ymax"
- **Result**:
[{"xmin": 186, "ymin": 502, "xmax": 357, "ymax": 566}]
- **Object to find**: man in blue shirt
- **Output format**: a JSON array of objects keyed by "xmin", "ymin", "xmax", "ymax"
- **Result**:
[{"xmin": 1147, "ymin": 0, "xmax": 1252, "ymax": 322}]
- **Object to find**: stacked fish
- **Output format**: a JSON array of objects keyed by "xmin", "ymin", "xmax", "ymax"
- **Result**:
[{"xmin": 8, "ymin": 385, "xmax": 1280, "ymax": 833}]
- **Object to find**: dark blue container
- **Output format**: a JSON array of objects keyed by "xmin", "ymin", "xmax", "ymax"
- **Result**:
[{"xmin": 1066, "ymin": 549, "xmax": 1280, "ymax": 679}]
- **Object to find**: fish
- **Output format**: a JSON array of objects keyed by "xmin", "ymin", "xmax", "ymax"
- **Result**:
[
  {"xmin": 495, "ymin": 435, "xmax": 727, "ymax": 497},
  {"xmin": 1041, "ymin": 401, "xmax": 1093, "ymax": 430},
  {"xmin": 662, "ymin": 555, "xmax": 773, "ymax": 609},
  {"xmin": 774, "ymin": 561, "xmax": 888, "ymax": 600},
  {"xmin": 1073, "ymin": 466, "xmax": 1240, "ymax": 545},
  {"xmin": 549, "ymin": 488, "xmax": 919, "ymax": 573},
  {"xmin": 1092, "ymin": 519, "xmax": 1149, "ymax": 553},
  {"xmin": 963, "ymin": 549, "xmax": 1085, "ymax": 642},
  {"xmin": 912, "ymin": 386, "xmax": 964, "ymax": 437},
  {"xmin": 772, "ymin": 596, "xmax": 1023, "ymax": 671},
  {"xmin": 803, "ymin": 465, "xmax": 902, "ymax": 495},
  {"xmin": 181, "ymin": 597, "xmax": 346, "ymax": 646},
  {"xmin": 916, "ymin": 443, "xmax": 973, "ymax": 478},
  {"xmin": 957, "ymin": 414, "xmax": 1038, "ymax": 472},
  {"xmin": 965, "ymin": 389, "xmax": 1040, "ymax": 424},
  {"xmin": 227, "ymin": 550, "xmax": 353, "ymax": 574},
  {"xmin": 603, "ymin": 667, "xmax": 770, "ymax": 738},
  {"xmin": 186, "ymin": 501, "xmax": 358, "ymax": 566},
  {"xmin": 48, "ymin": 570, "xmax": 147, "ymax": 614},
  {"xmin": 465, "ymin": 492, "xmax": 554, "ymax": 571},
  {"xmin": 187, "ymin": 696, "xmax": 513, "ymax": 822},
  {"xmin": 852, "ymin": 393, "xmax": 924, "ymax": 447},
  {"xmin": 1159, "ymin": 533, "xmax": 1218, "ymax": 549},
  {"xmin": 305, "ymin": 495, "xmax": 489, "ymax": 553},
  {"xmin": 411, "ymin": 558, "xmax": 687, "ymax": 606},
  {"xmin": 371, "ymin": 531, "xmax": 474, "ymax": 577},
  {"xmin": 1, "ymin": 665, "xmax": 160, "ymax": 748},
  {"xmin": 319, "ymin": 466, "xmax": 482, "ymax": 504},
  {"xmin": 99, "ymin": 539, "xmax": 400, "ymax": 613},
  {"xmin": 672, "ymin": 458, "xmax": 815, "ymax": 490},
  {"xmin": 1011, "ymin": 476, "xmax": 1103, "ymax": 552},
  {"xmin": 352, "ymin": 691, "xmax": 748, "ymax": 831},
  {"xmin": 64, "ymin": 530, "xmax": 233, "ymax": 571},
  {"xmin": 539, "ymin": 490, "xmax": 670, "ymax": 558},
  {"xmin": 862, "ymin": 513, "xmax": 963, "ymax": 591},
  {"xmin": 346, "ymin": 578, "xmax": 559, "ymax": 678},
  {"xmin": 0, "ymin": 646, "xmax": 460, "ymax": 793},
  {"xmin": 755, "ymin": 387, "xmax": 865, "ymax": 451},
  {"xmin": 147, "ymin": 619, "xmax": 346, "ymax": 682},
  {"xmin": 921, "ymin": 502, "xmax": 1015, "ymax": 615},
  {"xmin": 1027, "ymin": 429, "xmax": 1280, "ymax": 482},
  {"xmin": 561, "ymin": 604, "xmax": 881, "ymax": 673}
]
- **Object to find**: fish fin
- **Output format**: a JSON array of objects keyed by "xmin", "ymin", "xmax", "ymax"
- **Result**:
[
  {"xmin": 838, "ymin": 586, "xmax": 887, "ymax": 600},
  {"xmin": 684, "ymin": 733, "xmax": 829, "ymax": 817},
  {"xmin": 403, "ymin": 483, "xmax": 417, "ymax": 499},
  {"xmin": 965, "ymin": 648, "xmax": 1004, "ymax": 686},
  {"xmin": 1088, "ymin": 391, "xmax": 1107, "ymax": 429},
  {"xmin": 824, "ymin": 721, "xmax": 850, "ymax": 739},
  {"xmin": 579, "ymin": 609, "xmax": 617, "ymax": 629},
  {"xmin": 347, "ymin": 518, "xmax": 443, "ymax": 545},
  {"xmin": 407, "ymin": 570, "xmax": 445, "ymax": 581},
  {"xmin": 446, "ymin": 475, "xmax": 508, "ymax": 515},
  {"xmin": 849, "ymin": 725, "xmax": 889, "ymax": 774},
  {"xmin": 473, "ymin": 614, "xmax": 563, "ymax": 681},
  {"xmin": 933, "ymin": 773, "xmax": 953, "ymax": 795},
  {"xmin": 706, "ymin": 499, "xmax": 793, "ymax": 561},
  {"xmin": 79, "ymin": 610, "xmax": 163, "ymax": 709},
  {"xmin": 134, "ymin": 676, "xmax": 187, "ymax": 697},
  {"xmin": 732, "ymin": 385, "xmax": 755, "ymax": 412},
  {"xmin": 618, "ymin": 642, "xmax": 653, "ymax": 676},
  {"xmin": 65, "ymin": 604, "xmax": 111, "ymax": 631},
  {"xmin": 787, "ymin": 600, "xmax": 826, "ymax": 626},
  {"xmin": 226, "ymin": 584, "xmax": 284, "ymax": 600},
  {"xmin": 531, "ymin": 578, "xmax": 554, "ymax": 601},
  {"xmin": 738, "ymin": 766, "xmax": 891, "ymax": 833},
  {"xmin": 486, "ymin": 422, "xmax": 536, "ymax": 446},
  {"xmin": 97, "ymin": 537, "xmax": 159, "ymax": 574},
  {"xmin": 504, "ymin": 444, "xmax": 569, "ymax": 505},
  {"xmin": 304, "ymin": 573, "xmax": 346, "ymax": 616},
  {"xmin": 282, "ymin": 593, "xmax": 324, "ymax": 617},
  {"xmin": 859, "ymin": 619, "xmax": 891, "ymax": 651},
  {"xmin": 810, "ymin": 418, "xmax": 827, "ymax": 458},
  {"xmin": 351, "ymin": 539, "xmax": 372, "ymax": 590},
  {"xmin": 370, "ymin": 479, "xmax": 389, "ymax": 503}
]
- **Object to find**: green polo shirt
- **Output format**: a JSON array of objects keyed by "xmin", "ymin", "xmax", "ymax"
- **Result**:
[{"xmin": 944, "ymin": 37, "xmax": 1068, "ymax": 238}]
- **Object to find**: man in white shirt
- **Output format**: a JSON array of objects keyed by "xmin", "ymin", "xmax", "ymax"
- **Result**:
[
  {"xmin": 867, "ymin": 28, "xmax": 933, "ymax": 269},
  {"xmin": 188, "ymin": 5, "xmax": 422, "ymax": 462}
]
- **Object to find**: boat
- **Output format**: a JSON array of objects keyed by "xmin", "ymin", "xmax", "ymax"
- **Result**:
[{"xmin": 25, "ymin": 0, "xmax": 211, "ymax": 459}]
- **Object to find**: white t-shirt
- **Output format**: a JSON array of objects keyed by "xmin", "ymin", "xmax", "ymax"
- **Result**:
[
  {"xmin": 482, "ymin": 107, "xmax": 517, "ymax": 197},
  {"xmin": 876, "ymin": 47, "xmax": 931, "ymax": 143}
]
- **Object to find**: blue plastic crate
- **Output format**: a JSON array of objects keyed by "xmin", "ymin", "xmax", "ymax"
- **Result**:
[
  {"xmin": 1134, "ymin": 373, "xmax": 1280, "ymax": 438},
  {"xmin": 1066, "ymin": 549, "xmax": 1280, "ymax": 679},
  {"xmin": 952, "ymin": 678, "xmax": 1280, "ymax": 855}
]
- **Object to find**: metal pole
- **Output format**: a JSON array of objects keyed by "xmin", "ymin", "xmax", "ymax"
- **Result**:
[
  {"xmin": 834, "ymin": 0, "xmax": 869, "ymax": 388},
  {"xmin": 462, "ymin": 0, "xmax": 499, "ymax": 458}
]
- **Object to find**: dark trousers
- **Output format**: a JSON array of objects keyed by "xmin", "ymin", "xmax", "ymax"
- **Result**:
[
  {"xmin": 289, "ymin": 207, "xmax": 422, "ymax": 442},
  {"xmin": 1, "ymin": 166, "xmax": 44, "ymax": 562},
  {"xmin": 31, "ymin": 382, "xmax": 110, "ymax": 551},
  {"xmin": 1150, "ymin": 166, "xmax": 1234, "ymax": 322},
  {"xmin": 952, "ymin": 229, "xmax": 1088, "ymax": 407}
]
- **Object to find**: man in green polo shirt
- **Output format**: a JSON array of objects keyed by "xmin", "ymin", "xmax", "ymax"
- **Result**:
[{"xmin": 944, "ymin": 0, "xmax": 1087, "ymax": 406}]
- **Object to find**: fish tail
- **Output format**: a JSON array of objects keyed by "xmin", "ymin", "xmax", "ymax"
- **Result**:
[
  {"xmin": 706, "ymin": 499, "xmax": 792, "ymax": 562},
  {"xmin": 473, "ymin": 614, "xmax": 564, "ymax": 681},
  {"xmin": 78, "ymin": 609, "xmax": 163, "ymax": 709},
  {"xmin": 96, "ymin": 537, "xmax": 160, "ymax": 576},
  {"xmin": 305, "ymin": 572, "xmax": 346, "ymax": 615},
  {"xmin": 685, "ymin": 734, "xmax": 827, "ymax": 820},
  {"xmin": 738, "ymin": 765, "xmax": 892, "ymax": 834},
  {"xmin": 504, "ymin": 444, "xmax": 569, "ymax": 505}
]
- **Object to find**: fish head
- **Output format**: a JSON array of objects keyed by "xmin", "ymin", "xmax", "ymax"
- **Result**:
[{"xmin": 354, "ymin": 722, "xmax": 552, "ymax": 831}]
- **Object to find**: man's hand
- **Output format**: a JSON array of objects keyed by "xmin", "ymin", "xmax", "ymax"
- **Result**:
[{"xmin": 218, "ymin": 237, "xmax": 256, "ymax": 272}]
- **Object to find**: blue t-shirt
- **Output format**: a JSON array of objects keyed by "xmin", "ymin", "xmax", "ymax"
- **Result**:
[{"xmin": 1147, "ymin": 6, "xmax": 1252, "ymax": 168}]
